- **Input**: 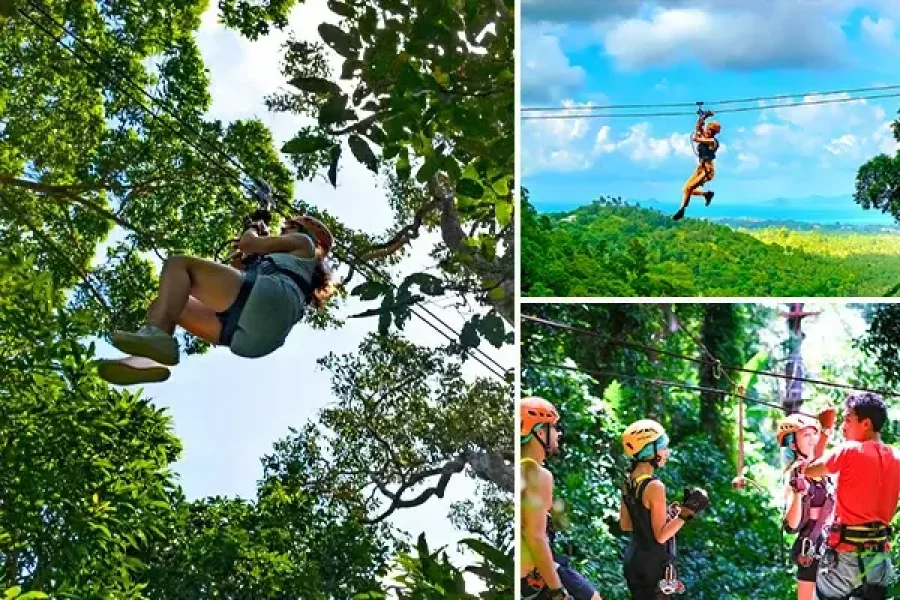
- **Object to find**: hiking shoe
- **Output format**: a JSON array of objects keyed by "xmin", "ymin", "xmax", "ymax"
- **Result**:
[
  {"xmin": 97, "ymin": 357, "xmax": 171, "ymax": 386},
  {"xmin": 704, "ymin": 191, "xmax": 715, "ymax": 206},
  {"xmin": 111, "ymin": 325, "xmax": 180, "ymax": 366},
  {"xmin": 673, "ymin": 208, "xmax": 685, "ymax": 221}
]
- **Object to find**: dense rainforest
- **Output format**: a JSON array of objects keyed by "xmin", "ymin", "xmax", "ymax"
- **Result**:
[
  {"xmin": 0, "ymin": 0, "xmax": 513, "ymax": 597},
  {"xmin": 521, "ymin": 302, "xmax": 900, "ymax": 600},
  {"xmin": 521, "ymin": 198, "xmax": 900, "ymax": 297}
]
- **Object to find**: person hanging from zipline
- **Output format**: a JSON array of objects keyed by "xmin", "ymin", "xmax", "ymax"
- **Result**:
[
  {"xmin": 673, "ymin": 108, "xmax": 721, "ymax": 221},
  {"xmin": 521, "ymin": 396, "xmax": 603, "ymax": 600},
  {"xmin": 777, "ymin": 410, "xmax": 837, "ymax": 600},
  {"xmin": 619, "ymin": 419, "xmax": 709, "ymax": 599},
  {"xmin": 798, "ymin": 392, "xmax": 900, "ymax": 600},
  {"xmin": 97, "ymin": 189, "xmax": 336, "ymax": 385}
]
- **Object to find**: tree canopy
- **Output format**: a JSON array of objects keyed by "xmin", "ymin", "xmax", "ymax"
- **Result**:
[
  {"xmin": 521, "ymin": 302, "xmax": 900, "ymax": 600},
  {"xmin": 1, "ymin": 0, "xmax": 513, "ymax": 596}
]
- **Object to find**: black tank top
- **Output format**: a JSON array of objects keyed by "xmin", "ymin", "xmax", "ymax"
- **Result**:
[
  {"xmin": 623, "ymin": 475, "xmax": 666, "ymax": 551},
  {"xmin": 697, "ymin": 139, "xmax": 718, "ymax": 161}
]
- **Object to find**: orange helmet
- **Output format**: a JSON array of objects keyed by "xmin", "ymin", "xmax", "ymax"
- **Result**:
[
  {"xmin": 776, "ymin": 413, "xmax": 820, "ymax": 447},
  {"xmin": 521, "ymin": 396, "xmax": 559, "ymax": 444},
  {"xmin": 289, "ymin": 214, "xmax": 333, "ymax": 253},
  {"xmin": 707, "ymin": 121, "xmax": 721, "ymax": 134}
]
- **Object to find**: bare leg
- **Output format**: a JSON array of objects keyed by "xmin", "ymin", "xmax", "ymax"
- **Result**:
[
  {"xmin": 177, "ymin": 297, "xmax": 223, "ymax": 345},
  {"xmin": 797, "ymin": 580, "xmax": 814, "ymax": 600},
  {"xmin": 146, "ymin": 255, "xmax": 243, "ymax": 335}
]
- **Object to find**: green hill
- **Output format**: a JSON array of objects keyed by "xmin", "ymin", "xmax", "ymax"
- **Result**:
[{"xmin": 522, "ymin": 200, "xmax": 900, "ymax": 297}]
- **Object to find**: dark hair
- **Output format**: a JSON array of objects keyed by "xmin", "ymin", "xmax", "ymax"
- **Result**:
[
  {"xmin": 309, "ymin": 254, "xmax": 336, "ymax": 310},
  {"xmin": 846, "ymin": 392, "xmax": 888, "ymax": 432}
]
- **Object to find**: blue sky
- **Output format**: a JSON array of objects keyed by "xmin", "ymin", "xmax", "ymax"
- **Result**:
[
  {"xmin": 89, "ymin": 0, "xmax": 512, "ymax": 581},
  {"xmin": 521, "ymin": 0, "xmax": 900, "ymax": 215}
]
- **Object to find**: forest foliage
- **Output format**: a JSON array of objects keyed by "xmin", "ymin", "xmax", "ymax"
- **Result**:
[
  {"xmin": 521, "ymin": 303, "xmax": 900, "ymax": 600},
  {"xmin": 521, "ymin": 198, "xmax": 900, "ymax": 298},
  {"xmin": 0, "ymin": 0, "xmax": 513, "ymax": 596}
]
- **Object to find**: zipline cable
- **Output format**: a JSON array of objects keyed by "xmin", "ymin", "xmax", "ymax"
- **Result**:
[
  {"xmin": 17, "ymin": 0, "xmax": 510, "ymax": 381},
  {"xmin": 521, "ymin": 91, "xmax": 900, "ymax": 121},
  {"xmin": 522, "ymin": 360, "xmax": 818, "ymax": 419},
  {"xmin": 522, "ymin": 314, "xmax": 900, "ymax": 398},
  {"xmin": 521, "ymin": 83, "xmax": 900, "ymax": 112}
]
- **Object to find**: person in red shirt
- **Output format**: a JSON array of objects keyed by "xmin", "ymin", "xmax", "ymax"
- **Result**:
[{"xmin": 800, "ymin": 392, "xmax": 900, "ymax": 600}]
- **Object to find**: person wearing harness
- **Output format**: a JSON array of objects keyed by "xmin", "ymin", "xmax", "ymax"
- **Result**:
[
  {"xmin": 778, "ymin": 410, "xmax": 837, "ymax": 600},
  {"xmin": 799, "ymin": 392, "xmax": 900, "ymax": 600},
  {"xmin": 619, "ymin": 419, "xmax": 709, "ymax": 599},
  {"xmin": 96, "ymin": 214, "xmax": 336, "ymax": 385},
  {"xmin": 673, "ymin": 111, "xmax": 721, "ymax": 221},
  {"xmin": 520, "ymin": 396, "xmax": 603, "ymax": 600}
]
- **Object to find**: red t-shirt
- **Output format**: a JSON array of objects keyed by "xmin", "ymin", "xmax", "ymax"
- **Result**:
[{"xmin": 825, "ymin": 440, "xmax": 900, "ymax": 551}]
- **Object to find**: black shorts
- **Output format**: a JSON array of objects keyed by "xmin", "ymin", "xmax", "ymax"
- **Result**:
[
  {"xmin": 557, "ymin": 561, "xmax": 598, "ymax": 600},
  {"xmin": 797, "ymin": 558, "xmax": 819, "ymax": 582}
]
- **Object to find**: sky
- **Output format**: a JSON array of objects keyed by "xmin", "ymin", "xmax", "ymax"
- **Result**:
[
  {"xmin": 90, "ymin": 0, "xmax": 513, "ymax": 579},
  {"xmin": 521, "ymin": 0, "xmax": 900, "ymax": 214}
]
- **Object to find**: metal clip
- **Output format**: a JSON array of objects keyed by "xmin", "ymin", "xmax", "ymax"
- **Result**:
[{"xmin": 797, "ymin": 537, "xmax": 816, "ymax": 567}]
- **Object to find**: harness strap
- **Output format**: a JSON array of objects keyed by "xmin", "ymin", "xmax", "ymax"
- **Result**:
[
  {"xmin": 217, "ymin": 269, "xmax": 258, "ymax": 347},
  {"xmin": 258, "ymin": 256, "xmax": 314, "ymax": 303}
]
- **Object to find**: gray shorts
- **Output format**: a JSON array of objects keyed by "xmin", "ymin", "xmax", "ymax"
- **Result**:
[
  {"xmin": 814, "ymin": 551, "xmax": 895, "ymax": 600},
  {"xmin": 218, "ymin": 272, "xmax": 305, "ymax": 358}
]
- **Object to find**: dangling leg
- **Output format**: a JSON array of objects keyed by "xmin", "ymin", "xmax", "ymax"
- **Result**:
[
  {"xmin": 100, "ymin": 256, "xmax": 242, "ymax": 385},
  {"xmin": 97, "ymin": 298, "xmax": 225, "ymax": 386},
  {"xmin": 675, "ymin": 165, "xmax": 705, "ymax": 220}
]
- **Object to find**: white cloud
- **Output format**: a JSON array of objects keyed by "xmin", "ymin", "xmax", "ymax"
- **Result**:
[
  {"xmin": 522, "ymin": 102, "xmax": 602, "ymax": 174},
  {"xmin": 603, "ymin": 5, "xmax": 845, "ymax": 70},
  {"xmin": 612, "ymin": 122, "xmax": 696, "ymax": 164},
  {"xmin": 861, "ymin": 15, "xmax": 897, "ymax": 48},
  {"xmin": 521, "ymin": 26, "xmax": 586, "ymax": 104}
]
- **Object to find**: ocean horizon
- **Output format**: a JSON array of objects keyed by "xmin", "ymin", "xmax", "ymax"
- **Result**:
[{"xmin": 533, "ymin": 198, "xmax": 897, "ymax": 226}]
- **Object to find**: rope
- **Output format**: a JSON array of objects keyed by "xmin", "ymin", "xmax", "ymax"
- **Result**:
[
  {"xmin": 521, "ymin": 83, "xmax": 900, "ymax": 112},
  {"xmin": 522, "ymin": 360, "xmax": 818, "ymax": 419},
  {"xmin": 520, "ymin": 91, "xmax": 900, "ymax": 121},
  {"xmin": 522, "ymin": 314, "xmax": 900, "ymax": 398},
  {"xmin": 18, "ymin": 0, "xmax": 510, "ymax": 382}
]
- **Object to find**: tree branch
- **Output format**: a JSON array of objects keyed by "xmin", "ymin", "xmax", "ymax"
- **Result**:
[
  {"xmin": 358, "ymin": 199, "xmax": 439, "ymax": 261},
  {"xmin": 362, "ymin": 453, "xmax": 470, "ymax": 524},
  {"xmin": 0, "ymin": 175, "xmax": 164, "ymax": 248}
]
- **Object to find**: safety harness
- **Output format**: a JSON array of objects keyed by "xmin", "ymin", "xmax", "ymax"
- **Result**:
[
  {"xmin": 216, "ymin": 255, "xmax": 314, "ymax": 346},
  {"xmin": 789, "ymin": 475, "xmax": 836, "ymax": 568},
  {"xmin": 690, "ymin": 102, "xmax": 718, "ymax": 162}
]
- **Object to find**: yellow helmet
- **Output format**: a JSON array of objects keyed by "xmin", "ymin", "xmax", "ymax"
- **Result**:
[
  {"xmin": 622, "ymin": 419, "xmax": 668, "ymax": 459},
  {"xmin": 777, "ymin": 413, "xmax": 820, "ymax": 447}
]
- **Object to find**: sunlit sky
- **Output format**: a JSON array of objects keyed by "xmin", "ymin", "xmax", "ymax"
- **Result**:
[{"xmin": 521, "ymin": 0, "xmax": 900, "ymax": 212}]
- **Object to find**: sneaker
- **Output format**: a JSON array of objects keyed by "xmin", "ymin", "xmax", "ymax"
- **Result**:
[
  {"xmin": 97, "ymin": 357, "xmax": 171, "ymax": 386},
  {"xmin": 704, "ymin": 191, "xmax": 715, "ymax": 206},
  {"xmin": 111, "ymin": 325, "xmax": 180, "ymax": 366},
  {"xmin": 673, "ymin": 208, "xmax": 685, "ymax": 221}
]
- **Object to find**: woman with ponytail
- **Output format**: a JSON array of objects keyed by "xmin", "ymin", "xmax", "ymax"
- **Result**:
[
  {"xmin": 97, "ymin": 213, "xmax": 337, "ymax": 385},
  {"xmin": 777, "ymin": 410, "xmax": 836, "ymax": 600},
  {"xmin": 619, "ymin": 419, "xmax": 709, "ymax": 599}
]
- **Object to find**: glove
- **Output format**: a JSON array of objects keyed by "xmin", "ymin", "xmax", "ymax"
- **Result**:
[
  {"xmin": 818, "ymin": 407, "xmax": 836, "ymax": 430},
  {"xmin": 789, "ymin": 468, "xmax": 809, "ymax": 494},
  {"xmin": 681, "ymin": 487, "xmax": 709, "ymax": 515}
]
